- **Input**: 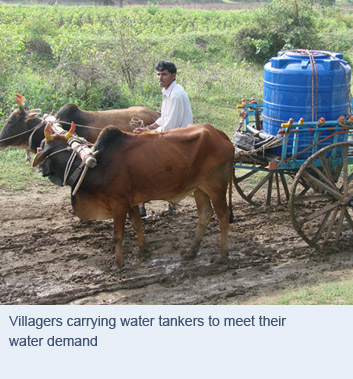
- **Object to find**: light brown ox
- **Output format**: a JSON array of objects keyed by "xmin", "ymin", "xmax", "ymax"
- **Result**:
[
  {"xmin": 55, "ymin": 103, "xmax": 161, "ymax": 142},
  {"xmin": 33, "ymin": 123, "xmax": 234, "ymax": 269}
]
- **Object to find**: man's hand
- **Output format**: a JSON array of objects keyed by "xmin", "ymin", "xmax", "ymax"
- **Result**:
[
  {"xmin": 133, "ymin": 126, "xmax": 149, "ymax": 134},
  {"xmin": 133, "ymin": 123, "xmax": 159, "ymax": 134}
]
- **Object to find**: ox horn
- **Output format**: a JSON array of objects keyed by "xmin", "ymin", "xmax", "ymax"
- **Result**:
[
  {"xmin": 15, "ymin": 94, "xmax": 28, "ymax": 111},
  {"xmin": 44, "ymin": 122, "xmax": 54, "ymax": 142},
  {"xmin": 65, "ymin": 121, "xmax": 76, "ymax": 140}
]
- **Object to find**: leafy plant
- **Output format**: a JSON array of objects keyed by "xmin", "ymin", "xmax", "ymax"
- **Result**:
[{"xmin": 234, "ymin": 0, "xmax": 322, "ymax": 63}]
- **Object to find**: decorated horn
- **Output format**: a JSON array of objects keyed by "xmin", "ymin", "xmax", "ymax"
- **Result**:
[
  {"xmin": 15, "ymin": 94, "xmax": 28, "ymax": 111},
  {"xmin": 15, "ymin": 95, "xmax": 25, "ymax": 111},
  {"xmin": 44, "ymin": 122, "xmax": 54, "ymax": 142},
  {"xmin": 65, "ymin": 121, "xmax": 76, "ymax": 140}
]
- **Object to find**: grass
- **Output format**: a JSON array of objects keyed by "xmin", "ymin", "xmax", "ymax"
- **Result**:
[
  {"xmin": 0, "ymin": 149, "xmax": 46, "ymax": 191},
  {"xmin": 267, "ymin": 280, "xmax": 353, "ymax": 305},
  {"xmin": 233, "ymin": 276, "xmax": 353, "ymax": 305}
]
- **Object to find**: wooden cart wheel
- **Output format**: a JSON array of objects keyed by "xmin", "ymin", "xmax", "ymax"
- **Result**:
[
  {"xmin": 233, "ymin": 165, "xmax": 291, "ymax": 206},
  {"xmin": 289, "ymin": 141, "xmax": 353, "ymax": 249}
]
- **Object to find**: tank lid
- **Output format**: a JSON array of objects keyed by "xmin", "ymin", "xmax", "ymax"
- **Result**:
[{"xmin": 278, "ymin": 50, "xmax": 344, "ymax": 60}]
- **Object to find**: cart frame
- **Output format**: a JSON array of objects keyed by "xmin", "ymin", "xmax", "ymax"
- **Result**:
[{"xmin": 233, "ymin": 100, "xmax": 353, "ymax": 249}]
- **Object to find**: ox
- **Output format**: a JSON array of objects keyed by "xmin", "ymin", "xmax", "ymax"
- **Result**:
[
  {"xmin": 33, "ymin": 122, "xmax": 234, "ymax": 269},
  {"xmin": 0, "ymin": 94, "xmax": 160, "ymax": 154}
]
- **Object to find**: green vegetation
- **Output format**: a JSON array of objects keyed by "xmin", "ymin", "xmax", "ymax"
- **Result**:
[
  {"xmin": 267, "ymin": 279, "xmax": 353, "ymax": 305},
  {"xmin": 2, "ymin": 0, "xmax": 235, "ymax": 5},
  {"xmin": 0, "ymin": 1, "xmax": 353, "ymax": 191},
  {"xmin": 0, "ymin": 149, "xmax": 46, "ymax": 189},
  {"xmin": 0, "ymin": 4, "xmax": 265, "ymax": 117}
]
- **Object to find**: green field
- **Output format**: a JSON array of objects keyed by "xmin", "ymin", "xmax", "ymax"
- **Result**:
[
  {"xmin": 1, "ymin": 1, "xmax": 352, "ymax": 128},
  {"xmin": 0, "ymin": 0, "xmax": 353, "ymax": 191}
]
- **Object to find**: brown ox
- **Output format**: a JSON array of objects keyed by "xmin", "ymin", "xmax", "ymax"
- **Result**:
[
  {"xmin": 33, "ymin": 123, "xmax": 234, "ymax": 268},
  {"xmin": 55, "ymin": 103, "xmax": 160, "ymax": 142},
  {"xmin": 0, "ymin": 95, "xmax": 160, "ymax": 154}
]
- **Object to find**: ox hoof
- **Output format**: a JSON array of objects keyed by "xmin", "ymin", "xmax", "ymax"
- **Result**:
[
  {"xmin": 139, "ymin": 206, "xmax": 147, "ymax": 218},
  {"xmin": 139, "ymin": 250, "xmax": 151, "ymax": 261},
  {"xmin": 111, "ymin": 266, "xmax": 123, "ymax": 273},
  {"xmin": 111, "ymin": 260, "xmax": 124, "ymax": 272},
  {"xmin": 162, "ymin": 203, "xmax": 177, "ymax": 216},
  {"xmin": 181, "ymin": 250, "xmax": 197, "ymax": 261},
  {"xmin": 213, "ymin": 256, "xmax": 229, "ymax": 265}
]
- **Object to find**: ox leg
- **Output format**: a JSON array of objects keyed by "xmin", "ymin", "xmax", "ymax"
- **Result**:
[
  {"xmin": 128, "ymin": 206, "xmax": 149, "ymax": 259},
  {"xmin": 210, "ymin": 193, "xmax": 230, "ymax": 259},
  {"xmin": 184, "ymin": 189, "xmax": 213, "ymax": 259},
  {"xmin": 112, "ymin": 207, "xmax": 128, "ymax": 269},
  {"xmin": 25, "ymin": 149, "xmax": 31, "ymax": 163}
]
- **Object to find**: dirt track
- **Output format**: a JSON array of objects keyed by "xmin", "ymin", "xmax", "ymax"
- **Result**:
[{"xmin": 1, "ymin": 179, "xmax": 352, "ymax": 305}]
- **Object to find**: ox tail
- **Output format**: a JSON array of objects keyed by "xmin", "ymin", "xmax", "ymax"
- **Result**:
[{"xmin": 228, "ymin": 166, "xmax": 234, "ymax": 224}]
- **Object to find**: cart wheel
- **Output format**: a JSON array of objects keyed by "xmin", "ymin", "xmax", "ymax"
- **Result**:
[
  {"xmin": 290, "ymin": 141, "xmax": 353, "ymax": 249},
  {"xmin": 233, "ymin": 165, "xmax": 291, "ymax": 206}
]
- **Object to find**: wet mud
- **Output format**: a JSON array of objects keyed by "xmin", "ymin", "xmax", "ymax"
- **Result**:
[{"xmin": 0, "ymin": 183, "xmax": 352, "ymax": 305}]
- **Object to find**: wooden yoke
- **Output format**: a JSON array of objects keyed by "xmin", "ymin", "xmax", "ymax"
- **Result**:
[{"xmin": 48, "ymin": 118, "xmax": 97, "ymax": 169}]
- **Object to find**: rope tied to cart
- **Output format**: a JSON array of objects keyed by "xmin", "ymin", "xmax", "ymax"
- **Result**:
[
  {"xmin": 278, "ymin": 49, "xmax": 319, "ymax": 122},
  {"xmin": 280, "ymin": 49, "xmax": 352, "ymax": 117},
  {"xmin": 234, "ymin": 134, "xmax": 289, "ymax": 160},
  {"xmin": 233, "ymin": 109, "xmax": 290, "ymax": 159},
  {"xmin": 308, "ymin": 50, "xmax": 318, "ymax": 121}
]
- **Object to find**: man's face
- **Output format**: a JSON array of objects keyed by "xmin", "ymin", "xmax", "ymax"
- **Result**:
[{"xmin": 157, "ymin": 70, "xmax": 176, "ymax": 89}]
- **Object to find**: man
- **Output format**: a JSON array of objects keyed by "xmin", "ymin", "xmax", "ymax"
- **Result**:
[
  {"xmin": 134, "ymin": 61, "xmax": 193, "ymax": 133},
  {"xmin": 134, "ymin": 61, "xmax": 193, "ymax": 216}
]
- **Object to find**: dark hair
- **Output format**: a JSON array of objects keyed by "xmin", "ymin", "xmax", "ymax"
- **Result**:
[{"xmin": 155, "ymin": 61, "xmax": 177, "ymax": 75}]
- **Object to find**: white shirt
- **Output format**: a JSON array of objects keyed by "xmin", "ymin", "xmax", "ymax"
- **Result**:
[{"xmin": 155, "ymin": 81, "xmax": 193, "ymax": 132}]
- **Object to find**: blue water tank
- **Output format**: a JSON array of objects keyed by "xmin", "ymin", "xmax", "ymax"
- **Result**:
[{"xmin": 263, "ymin": 50, "xmax": 351, "ymax": 157}]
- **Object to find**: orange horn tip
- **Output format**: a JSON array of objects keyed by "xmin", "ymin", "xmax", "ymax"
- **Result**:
[
  {"xmin": 44, "ymin": 123, "xmax": 54, "ymax": 142},
  {"xmin": 65, "ymin": 121, "xmax": 76, "ymax": 139}
]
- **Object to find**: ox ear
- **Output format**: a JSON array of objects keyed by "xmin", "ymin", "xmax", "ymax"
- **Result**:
[
  {"xmin": 32, "ymin": 151, "xmax": 46, "ymax": 168},
  {"xmin": 24, "ymin": 109, "xmax": 41, "ymax": 122}
]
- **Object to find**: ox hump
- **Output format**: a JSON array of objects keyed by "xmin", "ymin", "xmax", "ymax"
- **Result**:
[
  {"xmin": 95, "ymin": 125, "xmax": 128, "ymax": 149},
  {"xmin": 56, "ymin": 103, "xmax": 80, "ymax": 118}
]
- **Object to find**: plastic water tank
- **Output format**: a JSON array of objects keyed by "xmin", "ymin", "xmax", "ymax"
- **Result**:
[{"xmin": 262, "ymin": 50, "xmax": 351, "ymax": 157}]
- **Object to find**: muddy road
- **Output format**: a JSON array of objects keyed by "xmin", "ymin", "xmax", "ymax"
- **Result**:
[{"xmin": 0, "ymin": 181, "xmax": 352, "ymax": 305}]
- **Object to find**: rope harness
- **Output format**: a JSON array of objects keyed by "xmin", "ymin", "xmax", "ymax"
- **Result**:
[
  {"xmin": 40, "ymin": 146, "xmax": 79, "ymax": 186},
  {"xmin": 57, "ymin": 119, "xmax": 102, "ymax": 130},
  {"xmin": 36, "ymin": 119, "xmax": 99, "ymax": 195},
  {"xmin": 63, "ymin": 149, "xmax": 79, "ymax": 186},
  {"xmin": 129, "ymin": 116, "xmax": 145, "ymax": 129},
  {"xmin": 40, "ymin": 143, "xmax": 96, "ymax": 196}
]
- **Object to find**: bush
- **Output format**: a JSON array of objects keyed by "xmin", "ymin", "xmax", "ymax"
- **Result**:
[{"xmin": 234, "ymin": 0, "xmax": 321, "ymax": 63}]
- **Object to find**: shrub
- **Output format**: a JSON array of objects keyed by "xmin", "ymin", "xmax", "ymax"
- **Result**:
[{"xmin": 234, "ymin": 0, "xmax": 321, "ymax": 63}]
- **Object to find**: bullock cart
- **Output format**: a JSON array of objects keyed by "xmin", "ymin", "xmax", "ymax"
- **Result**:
[{"xmin": 232, "ymin": 99, "xmax": 353, "ymax": 250}]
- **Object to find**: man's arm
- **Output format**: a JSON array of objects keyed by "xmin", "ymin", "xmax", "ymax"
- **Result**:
[{"xmin": 156, "ymin": 96, "xmax": 185, "ymax": 132}]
